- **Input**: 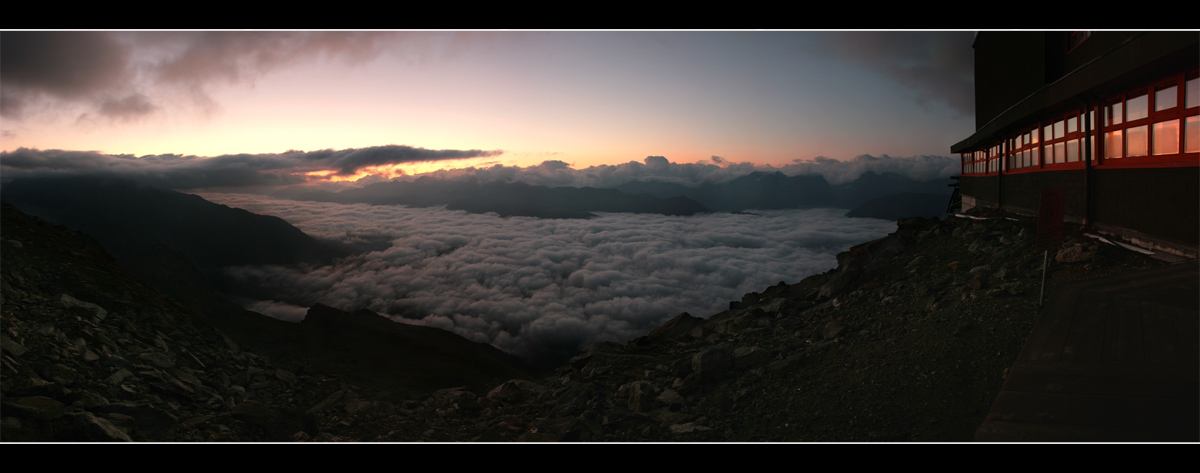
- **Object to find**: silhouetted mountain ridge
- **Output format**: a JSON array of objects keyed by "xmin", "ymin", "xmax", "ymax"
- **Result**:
[
  {"xmin": 845, "ymin": 192, "xmax": 953, "ymax": 220},
  {"xmin": 272, "ymin": 171, "xmax": 951, "ymax": 218},
  {"xmin": 614, "ymin": 171, "xmax": 950, "ymax": 212},
  {"xmin": 278, "ymin": 177, "xmax": 711, "ymax": 218},
  {"xmin": 1, "ymin": 176, "xmax": 353, "ymax": 273}
]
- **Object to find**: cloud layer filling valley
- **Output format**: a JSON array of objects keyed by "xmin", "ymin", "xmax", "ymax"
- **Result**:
[{"xmin": 199, "ymin": 193, "xmax": 897, "ymax": 365}]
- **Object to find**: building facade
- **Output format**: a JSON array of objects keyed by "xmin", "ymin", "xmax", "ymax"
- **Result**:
[{"xmin": 951, "ymin": 31, "xmax": 1198, "ymax": 256}]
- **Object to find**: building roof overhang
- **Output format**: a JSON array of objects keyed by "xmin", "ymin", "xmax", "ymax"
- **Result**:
[{"xmin": 951, "ymin": 32, "xmax": 1199, "ymax": 154}]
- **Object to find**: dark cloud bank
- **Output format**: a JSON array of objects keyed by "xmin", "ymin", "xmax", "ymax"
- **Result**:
[
  {"xmin": 2, "ymin": 146, "xmax": 957, "ymax": 191},
  {"xmin": 0, "ymin": 146, "xmax": 504, "ymax": 188},
  {"xmin": 0, "ymin": 31, "xmax": 401, "ymax": 122},
  {"xmin": 389, "ymin": 153, "xmax": 957, "ymax": 189}
]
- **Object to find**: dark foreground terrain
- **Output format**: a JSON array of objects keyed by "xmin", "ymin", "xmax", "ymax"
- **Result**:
[{"xmin": 0, "ymin": 201, "xmax": 1179, "ymax": 442}]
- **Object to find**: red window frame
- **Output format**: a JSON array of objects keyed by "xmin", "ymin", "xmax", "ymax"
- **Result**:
[
  {"xmin": 1005, "ymin": 126, "xmax": 1042, "ymax": 175},
  {"xmin": 1096, "ymin": 69, "xmax": 1200, "ymax": 169},
  {"xmin": 1039, "ymin": 110, "xmax": 1089, "ymax": 171},
  {"xmin": 961, "ymin": 142, "xmax": 1003, "ymax": 176}
]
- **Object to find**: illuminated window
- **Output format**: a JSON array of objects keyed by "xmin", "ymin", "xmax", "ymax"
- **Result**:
[
  {"xmin": 1155, "ymin": 85, "xmax": 1178, "ymax": 112},
  {"xmin": 1152, "ymin": 119, "xmax": 1179, "ymax": 155},
  {"xmin": 1127, "ymin": 93, "xmax": 1148, "ymax": 121},
  {"xmin": 1041, "ymin": 111, "xmax": 1084, "ymax": 167},
  {"xmin": 1187, "ymin": 77, "xmax": 1199, "ymax": 109},
  {"xmin": 1126, "ymin": 125, "xmax": 1148, "ymax": 157},
  {"xmin": 1007, "ymin": 126, "xmax": 1045, "ymax": 170},
  {"xmin": 1105, "ymin": 101, "xmax": 1123, "ymax": 126},
  {"xmin": 1097, "ymin": 72, "xmax": 1199, "ymax": 163},
  {"xmin": 1186, "ymin": 116, "xmax": 1199, "ymax": 153},
  {"xmin": 1105, "ymin": 130, "xmax": 1123, "ymax": 158},
  {"xmin": 1186, "ymin": 74, "xmax": 1199, "ymax": 153}
]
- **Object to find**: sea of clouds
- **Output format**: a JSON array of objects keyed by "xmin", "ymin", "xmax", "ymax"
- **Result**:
[{"xmin": 197, "ymin": 192, "xmax": 897, "ymax": 366}]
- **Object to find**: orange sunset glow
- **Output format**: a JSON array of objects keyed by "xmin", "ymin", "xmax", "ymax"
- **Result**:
[{"xmin": 1, "ymin": 30, "xmax": 976, "ymax": 183}]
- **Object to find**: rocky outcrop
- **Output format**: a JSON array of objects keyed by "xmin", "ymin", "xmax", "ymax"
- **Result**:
[
  {"xmin": 0, "ymin": 202, "xmax": 331, "ymax": 441},
  {"xmin": 294, "ymin": 304, "xmax": 536, "ymax": 393}
]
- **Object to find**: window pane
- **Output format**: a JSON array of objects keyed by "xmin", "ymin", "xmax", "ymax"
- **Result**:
[
  {"xmin": 1067, "ymin": 115, "xmax": 1078, "ymax": 134},
  {"xmin": 1186, "ymin": 116, "xmax": 1199, "ymax": 153},
  {"xmin": 1054, "ymin": 141, "xmax": 1065, "ymax": 163},
  {"xmin": 1054, "ymin": 120, "xmax": 1065, "ymax": 139},
  {"xmin": 1187, "ymin": 77, "xmax": 1199, "ymax": 109},
  {"xmin": 1152, "ymin": 119, "xmax": 1179, "ymax": 155},
  {"xmin": 1105, "ymin": 130, "xmax": 1123, "ymax": 158},
  {"xmin": 1106, "ymin": 102, "xmax": 1122, "ymax": 126},
  {"xmin": 1067, "ymin": 139, "xmax": 1079, "ymax": 162},
  {"xmin": 1032, "ymin": 148, "xmax": 1039, "ymax": 166},
  {"xmin": 1044, "ymin": 124, "xmax": 1052, "ymax": 141},
  {"xmin": 1127, "ymin": 93, "xmax": 1148, "ymax": 121},
  {"xmin": 1155, "ymin": 85, "xmax": 1177, "ymax": 111},
  {"xmin": 1126, "ymin": 125, "xmax": 1148, "ymax": 157}
]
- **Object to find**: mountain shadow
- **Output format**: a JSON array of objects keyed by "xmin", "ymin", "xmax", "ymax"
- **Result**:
[
  {"xmin": 615, "ymin": 171, "xmax": 951, "ymax": 213},
  {"xmin": 845, "ymin": 192, "xmax": 955, "ymax": 220},
  {"xmin": 277, "ymin": 177, "xmax": 712, "ymax": 218},
  {"xmin": 1, "ymin": 176, "xmax": 354, "ymax": 274}
]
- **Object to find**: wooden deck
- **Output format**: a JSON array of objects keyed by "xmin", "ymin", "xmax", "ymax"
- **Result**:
[{"xmin": 976, "ymin": 261, "xmax": 1200, "ymax": 442}]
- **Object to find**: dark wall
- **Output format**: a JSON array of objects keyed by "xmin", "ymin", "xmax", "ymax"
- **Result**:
[
  {"xmin": 961, "ymin": 167, "xmax": 1198, "ymax": 246},
  {"xmin": 971, "ymin": 31, "xmax": 1158, "ymax": 132},
  {"xmin": 999, "ymin": 170, "xmax": 1087, "ymax": 220},
  {"xmin": 960, "ymin": 175, "xmax": 1000, "ymax": 208},
  {"xmin": 1092, "ymin": 167, "xmax": 1198, "ymax": 245},
  {"xmin": 962, "ymin": 171, "xmax": 1086, "ymax": 220},
  {"xmin": 973, "ymin": 32, "xmax": 1046, "ymax": 130},
  {"xmin": 1060, "ymin": 32, "xmax": 1138, "ymax": 76}
]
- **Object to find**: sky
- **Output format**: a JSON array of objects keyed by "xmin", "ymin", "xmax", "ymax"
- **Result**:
[
  {"xmin": 0, "ymin": 30, "xmax": 974, "ymax": 364},
  {"xmin": 0, "ymin": 30, "xmax": 976, "ymax": 185}
]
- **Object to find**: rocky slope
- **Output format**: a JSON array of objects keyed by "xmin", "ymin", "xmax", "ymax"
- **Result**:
[
  {"xmin": 2, "ymin": 200, "xmax": 1173, "ymax": 442},
  {"xmin": 279, "ymin": 211, "xmax": 1170, "ymax": 442},
  {"xmin": 0, "ymin": 202, "xmax": 528, "ymax": 441}
]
